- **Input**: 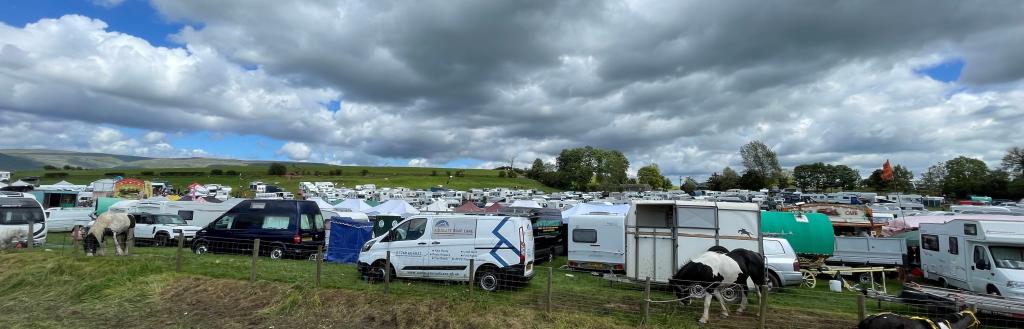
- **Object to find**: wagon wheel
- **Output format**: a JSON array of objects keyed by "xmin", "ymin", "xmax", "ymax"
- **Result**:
[{"xmin": 800, "ymin": 270, "xmax": 817, "ymax": 289}]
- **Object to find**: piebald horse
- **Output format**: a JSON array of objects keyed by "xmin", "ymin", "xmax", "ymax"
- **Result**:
[
  {"xmin": 83, "ymin": 212, "xmax": 134, "ymax": 256},
  {"xmin": 670, "ymin": 246, "xmax": 766, "ymax": 325}
]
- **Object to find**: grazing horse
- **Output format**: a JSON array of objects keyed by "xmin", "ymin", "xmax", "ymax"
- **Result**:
[
  {"xmin": 83, "ymin": 212, "xmax": 134, "ymax": 256},
  {"xmin": 858, "ymin": 310, "xmax": 980, "ymax": 329},
  {"xmin": 670, "ymin": 246, "xmax": 766, "ymax": 325}
]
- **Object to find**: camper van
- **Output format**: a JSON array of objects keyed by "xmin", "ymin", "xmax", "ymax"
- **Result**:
[
  {"xmin": 357, "ymin": 214, "xmax": 535, "ymax": 292},
  {"xmin": 0, "ymin": 192, "xmax": 46, "ymax": 246},
  {"xmin": 192, "ymin": 200, "xmax": 326, "ymax": 259},
  {"xmin": 45, "ymin": 207, "xmax": 94, "ymax": 232},
  {"xmin": 920, "ymin": 219, "xmax": 1024, "ymax": 298},
  {"xmin": 132, "ymin": 199, "xmax": 242, "ymax": 228},
  {"xmin": 626, "ymin": 200, "xmax": 761, "ymax": 283},
  {"xmin": 567, "ymin": 212, "xmax": 626, "ymax": 272}
]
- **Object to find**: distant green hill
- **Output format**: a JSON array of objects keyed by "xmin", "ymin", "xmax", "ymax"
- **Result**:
[{"xmin": 0, "ymin": 149, "xmax": 262, "ymax": 170}]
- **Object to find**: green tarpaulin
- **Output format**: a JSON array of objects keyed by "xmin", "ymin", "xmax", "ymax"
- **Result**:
[
  {"xmin": 761, "ymin": 211, "xmax": 835, "ymax": 256},
  {"xmin": 94, "ymin": 197, "xmax": 124, "ymax": 216}
]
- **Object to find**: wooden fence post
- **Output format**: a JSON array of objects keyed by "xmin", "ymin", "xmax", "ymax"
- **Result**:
[
  {"xmin": 27, "ymin": 222, "xmax": 33, "ymax": 249},
  {"xmin": 758, "ymin": 285, "xmax": 769, "ymax": 329},
  {"xmin": 250, "ymin": 238, "xmax": 260, "ymax": 282},
  {"xmin": 384, "ymin": 250, "xmax": 391, "ymax": 294},
  {"xmin": 175, "ymin": 231, "xmax": 185, "ymax": 272},
  {"xmin": 546, "ymin": 266, "xmax": 553, "ymax": 313},
  {"xmin": 315, "ymin": 245, "xmax": 324, "ymax": 288},
  {"xmin": 468, "ymin": 258, "xmax": 475, "ymax": 296},
  {"xmin": 71, "ymin": 233, "xmax": 79, "ymax": 258},
  {"xmin": 642, "ymin": 277, "xmax": 651, "ymax": 326},
  {"xmin": 857, "ymin": 294, "xmax": 866, "ymax": 321}
]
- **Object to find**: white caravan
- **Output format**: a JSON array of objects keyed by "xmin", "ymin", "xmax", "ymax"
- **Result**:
[
  {"xmin": 920, "ymin": 218, "xmax": 1024, "ymax": 298},
  {"xmin": 45, "ymin": 207, "xmax": 94, "ymax": 232},
  {"xmin": 567, "ymin": 212, "xmax": 626, "ymax": 272},
  {"xmin": 0, "ymin": 192, "xmax": 46, "ymax": 246},
  {"xmin": 626, "ymin": 200, "xmax": 761, "ymax": 283},
  {"xmin": 358, "ymin": 214, "xmax": 535, "ymax": 291},
  {"xmin": 132, "ymin": 199, "xmax": 242, "ymax": 228}
]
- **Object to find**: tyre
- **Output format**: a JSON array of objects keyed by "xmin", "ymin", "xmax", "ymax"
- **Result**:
[
  {"xmin": 987, "ymin": 285, "xmax": 1001, "ymax": 296},
  {"xmin": 938, "ymin": 278, "xmax": 948, "ymax": 288},
  {"xmin": 193, "ymin": 240, "xmax": 209, "ymax": 255},
  {"xmin": 477, "ymin": 268, "xmax": 503, "ymax": 292},
  {"xmin": 767, "ymin": 272, "xmax": 782, "ymax": 291},
  {"xmin": 154, "ymin": 234, "xmax": 169, "ymax": 247},
  {"xmin": 364, "ymin": 261, "xmax": 389, "ymax": 283},
  {"xmin": 268, "ymin": 245, "xmax": 285, "ymax": 260}
]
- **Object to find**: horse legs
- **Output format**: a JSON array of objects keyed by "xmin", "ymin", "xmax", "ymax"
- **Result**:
[
  {"xmin": 713, "ymin": 288, "xmax": 730, "ymax": 318},
  {"xmin": 699, "ymin": 292, "xmax": 713, "ymax": 324},
  {"xmin": 112, "ymin": 232, "xmax": 124, "ymax": 256},
  {"xmin": 737, "ymin": 285, "xmax": 748, "ymax": 314}
]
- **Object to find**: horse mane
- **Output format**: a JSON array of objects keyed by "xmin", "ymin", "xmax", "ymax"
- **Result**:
[{"xmin": 707, "ymin": 245, "xmax": 729, "ymax": 254}]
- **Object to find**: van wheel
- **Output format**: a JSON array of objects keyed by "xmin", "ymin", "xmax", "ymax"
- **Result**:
[
  {"xmin": 193, "ymin": 241, "xmax": 209, "ymax": 255},
  {"xmin": 365, "ymin": 261, "xmax": 392, "ymax": 283},
  {"xmin": 477, "ymin": 268, "xmax": 503, "ymax": 292},
  {"xmin": 154, "ymin": 234, "xmax": 169, "ymax": 247},
  {"xmin": 938, "ymin": 278, "xmax": 948, "ymax": 288},
  {"xmin": 268, "ymin": 245, "xmax": 285, "ymax": 260},
  {"xmin": 987, "ymin": 285, "xmax": 1001, "ymax": 296}
]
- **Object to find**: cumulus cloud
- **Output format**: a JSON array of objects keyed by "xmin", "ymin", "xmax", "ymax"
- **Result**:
[
  {"xmin": 277, "ymin": 142, "xmax": 312, "ymax": 161},
  {"xmin": 143, "ymin": 131, "xmax": 166, "ymax": 143},
  {"xmin": 3, "ymin": 2, "xmax": 1024, "ymax": 179}
]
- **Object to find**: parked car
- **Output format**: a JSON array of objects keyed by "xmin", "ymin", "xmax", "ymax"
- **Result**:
[
  {"xmin": 357, "ymin": 214, "xmax": 535, "ymax": 292},
  {"xmin": 132, "ymin": 213, "xmax": 202, "ymax": 246},
  {"xmin": 763, "ymin": 237, "xmax": 802, "ymax": 290},
  {"xmin": 191, "ymin": 200, "xmax": 325, "ymax": 259}
]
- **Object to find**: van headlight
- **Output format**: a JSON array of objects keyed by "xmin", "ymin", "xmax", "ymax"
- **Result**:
[
  {"xmin": 361, "ymin": 240, "xmax": 375, "ymax": 252},
  {"xmin": 1008, "ymin": 281, "xmax": 1024, "ymax": 289}
]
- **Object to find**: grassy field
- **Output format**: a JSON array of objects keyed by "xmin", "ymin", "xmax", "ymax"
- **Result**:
[
  {"xmin": 12, "ymin": 163, "xmax": 557, "ymax": 195},
  {"xmin": 1, "ymin": 235, "xmax": 1014, "ymax": 329}
]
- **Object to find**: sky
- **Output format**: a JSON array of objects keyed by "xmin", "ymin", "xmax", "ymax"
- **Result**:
[{"xmin": 1, "ymin": 0, "xmax": 1023, "ymax": 182}]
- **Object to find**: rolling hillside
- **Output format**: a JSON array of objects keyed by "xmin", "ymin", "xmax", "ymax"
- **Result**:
[
  {"xmin": 2, "ymin": 149, "xmax": 555, "ymax": 192},
  {"xmin": 0, "ymin": 149, "xmax": 263, "ymax": 170}
]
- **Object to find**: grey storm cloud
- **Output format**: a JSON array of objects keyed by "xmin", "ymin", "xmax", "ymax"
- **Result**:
[{"xmin": 2, "ymin": 0, "xmax": 1024, "ymax": 178}]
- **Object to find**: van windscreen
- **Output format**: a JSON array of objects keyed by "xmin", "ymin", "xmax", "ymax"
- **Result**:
[{"xmin": 0, "ymin": 207, "xmax": 45, "ymax": 225}]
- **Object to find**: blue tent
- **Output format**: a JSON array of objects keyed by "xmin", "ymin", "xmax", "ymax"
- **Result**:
[{"xmin": 326, "ymin": 216, "xmax": 373, "ymax": 263}]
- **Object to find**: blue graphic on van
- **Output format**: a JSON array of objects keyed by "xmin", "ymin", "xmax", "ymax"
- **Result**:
[{"xmin": 489, "ymin": 217, "xmax": 521, "ymax": 267}]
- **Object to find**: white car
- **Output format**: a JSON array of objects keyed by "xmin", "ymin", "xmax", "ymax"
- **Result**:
[
  {"xmin": 132, "ymin": 213, "xmax": 202, "ymax": 246},
  {"xmin": 358, "ymin": 214, "xmax": 535, "ymax": 291}
]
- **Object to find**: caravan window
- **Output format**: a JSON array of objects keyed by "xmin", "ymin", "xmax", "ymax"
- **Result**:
[
  {"xmin": 178, "ymin": 210, "xmax": 194, "ymax": 221},
  {"xmin": 921, "ymin": 234, "xmax": 939, "ymax": 251},
  {"xmin": 572, "ymin": 229, "xmax": 598, "ymax": 243},
  {"xmin": 676, "ymin": 207, "xmax": 715, "ymax": 229},
  {"xmin": 964, "ymin": 224, "xmax": 977, "ymax": 236},
  {"xmin": 948, "ymin": 237, "xmax": 958, "ymax": 255}
]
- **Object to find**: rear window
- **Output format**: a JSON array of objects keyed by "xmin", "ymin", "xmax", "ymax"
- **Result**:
[
  {"xmin": 572, "ymin": 229, "xmax": 597, "ymax": 243},
  {"xmin": 764, "ymin": 240, "xmax": 786, "ymax": 255}
]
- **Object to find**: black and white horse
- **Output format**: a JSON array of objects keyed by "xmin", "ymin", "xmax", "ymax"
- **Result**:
[
  {"xmin": 858, "ymin": 310, "xmax": 980, "ymax": 329},
  {"xmin": 670, "ymin": 247, "xmax": 766, "ymax": 324}
]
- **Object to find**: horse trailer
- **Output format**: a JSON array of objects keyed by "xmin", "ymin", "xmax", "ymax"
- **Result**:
[{"xmin": 626, "ymin": 200, "xmax": 762, "ymax": 283}]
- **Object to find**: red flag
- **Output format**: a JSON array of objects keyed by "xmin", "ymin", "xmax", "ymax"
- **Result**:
[{"xmin": 881, "ymin": 160, "xmax": 894, "ymax": 182}]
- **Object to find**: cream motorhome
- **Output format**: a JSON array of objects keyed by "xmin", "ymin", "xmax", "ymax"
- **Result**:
[
  {"xmin": 920, "ymin": 218, "xmax": 1024, "ymax": 298},
  {"xmin": 626, "ymin": 200, "xmax": 762, "ymax": 283}
]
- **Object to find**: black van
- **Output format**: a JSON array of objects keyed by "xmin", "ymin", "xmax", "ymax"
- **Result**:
[{"xmin": 191, "ymin": 200, "xmax": 325, "ymax": 259}]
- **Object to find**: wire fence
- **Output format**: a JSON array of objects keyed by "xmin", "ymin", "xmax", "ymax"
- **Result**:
[{"xmin": 7, "ymin": 232, "xmax": 1024, "ymax": 329}]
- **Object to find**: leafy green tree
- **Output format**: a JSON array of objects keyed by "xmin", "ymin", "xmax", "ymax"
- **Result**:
[
  {"xmin": 1002, "ymin": 146, "xmax": 1024, "ymax": 178},
  {"xmin": 528, "ymin": 158, "xmax": 545, "ymax": 179},
  {"xmin": 637, "ymin": 164, "xmax": 666, "ymax": 189},
  {"xmin": 943, "ymin": 156, "xmax": 990, "ymax": 198},
  {"xmin": 720, "ymin": 167, "xmax": 740, "ymax": 190},
  {"xmin": 682, "ymin": 177, "xmax": 699, "ymax": 194},
  {"xmin": 554, "ymin": 146, "xmax": 629, "ymax": 191},
  {"xmin": 662, "ymin": 177, "xmax": 673, "ymax": 190},
  {"xmin": 891, "ymin": 165, "xmax": 914, "ymax": 192},
  {"xmin": 268, "ymin": 163, "xmax": 287, "ymax": 176},
  {"xmin": 738, "ymin": 170, "xmax": 767, "ymax": 190},
  {"xmin": 740, "ymin": 140, "xmax": 783, "ymax": 186}
]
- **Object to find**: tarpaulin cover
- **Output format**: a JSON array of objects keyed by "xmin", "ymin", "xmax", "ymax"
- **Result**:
[
  {"xmin": 760, "ymin": 211, "xmax": 835, "ymax": 256},
  {"xmin": 326, "ymin": 217, "xmax": 373, "ymax": 263},
  {"xmin": 93, "ymin": 197, "xmax": 125, "ymax": 216}
]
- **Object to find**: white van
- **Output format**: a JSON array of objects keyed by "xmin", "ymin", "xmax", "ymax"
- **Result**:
[
  {"xmin": 567, "ymin": 212, "xmax": 626, "ymax": 272},
  {"xmin": 920, "ymin": 218, "xmax": 1024, "ymax": 298},
  {"xmin": 45, "ymin": 207, "xmax": 94, "ymax": 232},
  {"xmin": 357, "ymin": 214, "xmax": 535, "ymax": 291},
  {"xmin": 0, "ymin": 192, "xmax": 46, "ymax": 247}
]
